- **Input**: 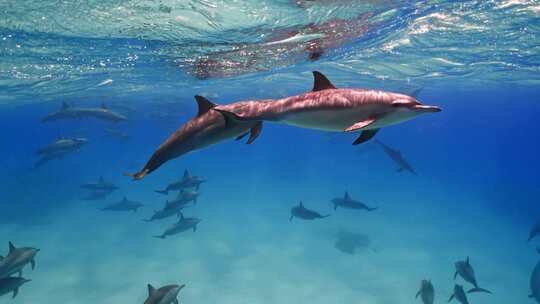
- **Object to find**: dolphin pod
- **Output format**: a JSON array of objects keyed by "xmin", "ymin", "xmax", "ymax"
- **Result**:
[
  {"xmin": 454, "ymin": 256, "xmax": 492, "ymax": 294},
  {"xmin": 0, "ymin": 242, "xmax": 39, "ymax": 299}
]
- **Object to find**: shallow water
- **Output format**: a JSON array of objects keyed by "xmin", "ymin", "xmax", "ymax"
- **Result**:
[{"xmin": 1, "ymin": 0, "xmax": 540, "ymax": 303}]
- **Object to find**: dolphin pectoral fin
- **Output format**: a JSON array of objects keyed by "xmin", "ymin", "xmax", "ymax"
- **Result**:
[
  {"xmin": 193, "ymin": 225, "xmax": 197, "ymax": 232},
  {"xmin": 31, "ymin": 259, "xmax": 36, "ymax": 270},
  {"xmin": 415, "ymin": 290, "xmax": 420, "ymax": 299},
  {"xmin": 235, "ymin": 132, "xmax": 249, "ymax": 141},
  {"xmin": 12, "ymin": 288, "xmax": 18, "ymax": 298},
  {"xmin": 312, "ymin": 71, "xmax": 337, "ymax": 92},
  {"xmin": 448, "ymin": 293, "xmax": 455, "ymax": 302},
  {"xmin": 345, "ymin": 118, "xmax": 377, "ymax": 132},
  {"xmin": 352, "ymin": 129, "xmax": 380, "ymax": 145},
  {"xmin": 454, "ymin": 271, "xmax": 458, "ymax": 279},
  {"xmin": 247, "ymin": 122, "xmax": 263, "ymax": 144}
]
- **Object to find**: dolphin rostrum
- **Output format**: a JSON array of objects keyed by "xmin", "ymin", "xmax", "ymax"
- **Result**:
[
  {"xmin": 155, "ymin": 170, "xmax": 206, "ymax": 194},
  {"xmin": 214, "ymin": 71, "xmax": 441, "ymax": 145},
  {"xmin": 144, "ymin": 283, "xmax": 185, "ymax": 304},
  {"xmin": 331, "ymin": 192, "xmax": 377, "ymax": 212},
  {"xmin": 154, "ymin": 213, "xmax": 201, "ymax": 239},
  {"xmin": 0, "ymin": 277, "xmax": 30, "ymax": 299},
  {"xmin": 290, "ymin": 201, "xmax": 329, "ymax": 221},
  {"xmin": 100, "ymin": 196, "xmax": 143, "ymax": 212},
  {"xmin": 448, "ymin": 284, "xmax": 470, "ymax": 304},
  {"xmin": 454, "ymin": 256, "xmax": 492, "ymax": 294},
  {"xmin": 41, "ymin": 102, "xmax": 127, "ymax": 123},
  {"xmin": 0, "ymin": 242, "xmax": 40, "ymax": 279},
  {"xmin": 415, "ymin": 279, "xmax": 434, "ymax": 304},
  {"xmin": 374, "ymin": 139, "xmax": 417, "ymax": 174},
  {"xmin": 126, "ymin": 96, "xmax": 263, "ymax": 180}
]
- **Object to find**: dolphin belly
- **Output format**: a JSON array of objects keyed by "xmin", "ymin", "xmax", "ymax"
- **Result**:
[{"xmin": 280, "ymin": 108, "xmax": 374, "ymax": 132}]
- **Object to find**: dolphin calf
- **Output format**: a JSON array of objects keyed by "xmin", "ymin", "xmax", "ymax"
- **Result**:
[
  {"xmin": 144, "ymin": 283, "xmax": 185, "ymax": 304},
  {"xmin": 530, "ymin": 249, "xmax": 540, "ymax": 303},
  {"xmin": 41, "ymin": 102, "xmax": 127, "ymax": 123},
  {"xmin": 448, "ymin": 284, "xmax": 469, "ymax": 304},
  {"xmin": 126, "ymin": 96, "xmax": 263, "ymax": 180},
  {"xmin": 454, "ymin": 256, "xmax": 492, "ymax": 294},
  {"xmin": 155, "ymin": 170, "xmax": 206, "ymax": 194},
  {"xmin": 154, "ymin": 213, "xmax": 201, "ymax": 239},
  {"xmin": 331, "ymin": 192, "xmax": 377, "ymax": 212},
  {"xmin": 290, "ymin": 201, "xmax": 329, "ymax": 221},
  {"xmin": 0, "ymin": 242, "xmax": 39, "ymax": 278},
  {"xmin": 81, "ymin": 176, "xmax": 118, "ymax": 192},
  {"xmin": 415, "ymin": 279, "xmax": 434, "ymax": 304},
  {"xmin": 0, "ymin": 277, "xmax": 30, "ymax": 298},
  {"xmin": 374, "ymin": 139, "xmax": 417, "ymax": 174},
  {"xmin": 100, "ymin": 196, "xmax": 143, "ymax": 212},
  {"xmin": 214, "ymin": 71, "xmax": 441, "ymax": 145},
  {"xmin": 528, "ymin": 219, "xmax": 540, "ymax": 243}
]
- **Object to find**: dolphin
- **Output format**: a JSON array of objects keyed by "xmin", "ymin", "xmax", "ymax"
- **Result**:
[
  {"xmin": 0, "ymin": 242, "xmax": 40, "ymax": 279},
  {"xmin": 530, "ymin": 249, "xmax": 540, "ymax": 303},
  {"xmin": 374, "ymin": 139, "xmax": 417, "ymax": 174},
  {"xmin": 290, "ymin": 201, "xmax": 329, "ymax": 221},
  {"xmin": 41, "ymin": 102, "xmax": 127, "ymax": 123},
  {"xmin": 154, "ymin": 213, "xmax": 201, "ymax": 239},
  {"xmin": 415, "ymin": 279, "xmax": 434, "ymax": 304},
  {"xmin": 448, "ymin": 284, "xmax": 469, "ymax": 304},
  {"xmin": 81, "ymin": 176, "xmax": 118, "ymax": 192},
  {"xmin": 331, "ymin": 192, "xmax": 377, "ymax": 211},
  {"xmin": 143, "ymin": 203, "xmax": 189, "ymax": 222},
  {"xmin": 34, "ymin": 137, "xmax": 88, "ymax": 167},
  {"xmin": 166, "ymin": 189, "xmax": 199, "ymax": 207},
  {"xmin": 144, "ymin": 283, "xmax": 185, "ymax": 304},
  {"xmin": 155, "ymin": 170, "xmax": 206, "ymax": 194},
  {"xmin": 126, "ymin": 96, "xmax": 263, "ymax": 180},
  {"xmin": 214, "ymin": 71, "xmax": 441, "ymax": 145},
  {"xmin": 0, "ymin": 277, "xmax": 30, "ymax": 299},
  {"xmin": 528, "ymin": 219, "xmax": 540, "ymax": 243},
  {"xmin": 454, "ymin": 256, "xmax": 492, "ymax": 294},
  {"xmin": 100, "ymin": 196, "xmax": 143, "ymax": 212}
]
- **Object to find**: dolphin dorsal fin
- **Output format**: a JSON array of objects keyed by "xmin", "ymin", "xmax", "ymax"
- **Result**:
[
  {"xmin": 344, "ymin": 192, "xmax": 350, "ymax": 200},
  {"xmin": 466, "ymin": 256, "xmax": 470, "ymax": 264},
  {"xmin": 101, "ymin": 102, "xmax": 108, "ymax": 109},
  {"xmin": 194, "ymin": 95, "xmax": 217, "ymax": 117},
  {"xmin": 299, "ymin": 201, "xmax": 304, "ymax": 208},
  {"xmin": 312, "ymin": 71, "xmax": 337, "ymax": 92},
  {"xmin": 183, "ymin": 169, "xmax": 189, "ymax": 178},
  {"xmin": 147, "ymin": 284, "xmax": 156, "ymax": 296},
  {"xmin": 61, "ymin": 102, "xmax": 70, "ymax": 110},
  {"xmin": 8, "ymin": 242, "xmax": 15, "ymax": 253},
  {"xmin": 180, "ymin": 212, "xmax": 185, "ymax": 220}
]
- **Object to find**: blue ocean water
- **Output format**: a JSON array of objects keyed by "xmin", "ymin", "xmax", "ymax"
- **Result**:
[{"xmin": 1, "ymin": 0, "xmax": 540, "ymax": 303}]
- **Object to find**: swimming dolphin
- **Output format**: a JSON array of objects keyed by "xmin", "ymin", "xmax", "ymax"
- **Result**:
[
  {"xmin": 374, "ymin": 139, "xmax": 417, "ymax": 174},
  {"xmin": 155, "ymin": 170, "xmax": 206, "ymax": 194},
  {"xmin": 415, "ymin": 279, "xmax": 434, "ymax": 304},
  {"xmin": 0, "ymin": 277, "xmax": 30, "ymax": 298},
  {"xmin": 214, "ymin": 71, "xmax": 441, "ymax": 145},
  {"xmin": 34, "ymin": 137, "xmax": 88, "ymax": 167},
  {"xmin": 290, "ymin": 201, "xmax": 329, "ymax": 221},
  {"xmin": 448, "ymin": 284, "xmax": 469, "ymax": 304},
  {"xmin": 41, "ymin": 102, "xmax": 127, "ymax": 123},
  {"xmin": 0, "ymin": 242, "xmax": 39, "ymax": 279},
  {"xmin": 167, "ymin": 189, "xmax": 199, "ymax": 207},
  {"xmin": 144, "ymin": 283, "xmax": 185, "ymax": 304},
  {"xmin": 81, "ymin": 176, "xmax": 118, "ymax": 192},
  {"xmin": 100, "ymin": 196, "xmax": 143, "ymax": 212},
  {"xmin": 126, "ymin": 96, "xmax": 263, "ymax": 180},
  {"xmin": 154, "ymin": 213, "xmax": 201, "ymax": 239},
  {"xmin": 331, "ymin": 192, "xmax": 377, "ymax": 211},
  {"xmin": 454, "ymin": 256, "xmax": 492, "ymax": 294},
  {"xmin": 528, "ymin": 219, "xmax": 540, "ymax": 243},
  {"xmin": 530, "ymin": 249, "xmax": 540, "ymax": 303},
  {"xmin": 143, "ymin": 203, "xmax": 189, "ymax": 222}
]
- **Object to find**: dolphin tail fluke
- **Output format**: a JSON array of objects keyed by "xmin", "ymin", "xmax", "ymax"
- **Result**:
[
  {"xmin": 155, "ymin": 189, "xmax": 168, "ymax": 195},
  {"xmin": 467, "ymin": 287, "xmax": 492, "ymax": 294},
  {"xmin": 153, "ymin": 235, "xmax": 165, "ymax": 239},
  {"xmin": 124, "ymin": 169, "xmax": 149, "ymax": 181}
]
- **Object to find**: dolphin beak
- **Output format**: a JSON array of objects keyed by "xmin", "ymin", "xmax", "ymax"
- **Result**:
[{"xmin": 414, "ymin": 104, "xmax": 442, "ymax": 113}]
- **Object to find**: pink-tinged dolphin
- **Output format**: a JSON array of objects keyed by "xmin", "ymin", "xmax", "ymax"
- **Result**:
[
  {"xmin": 126, "ymin": 96, "xmax": 263, "ymax": 180},
  {"xmin": 214, "ymin": 71, "xmax": 441, "ymax": 145}
]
